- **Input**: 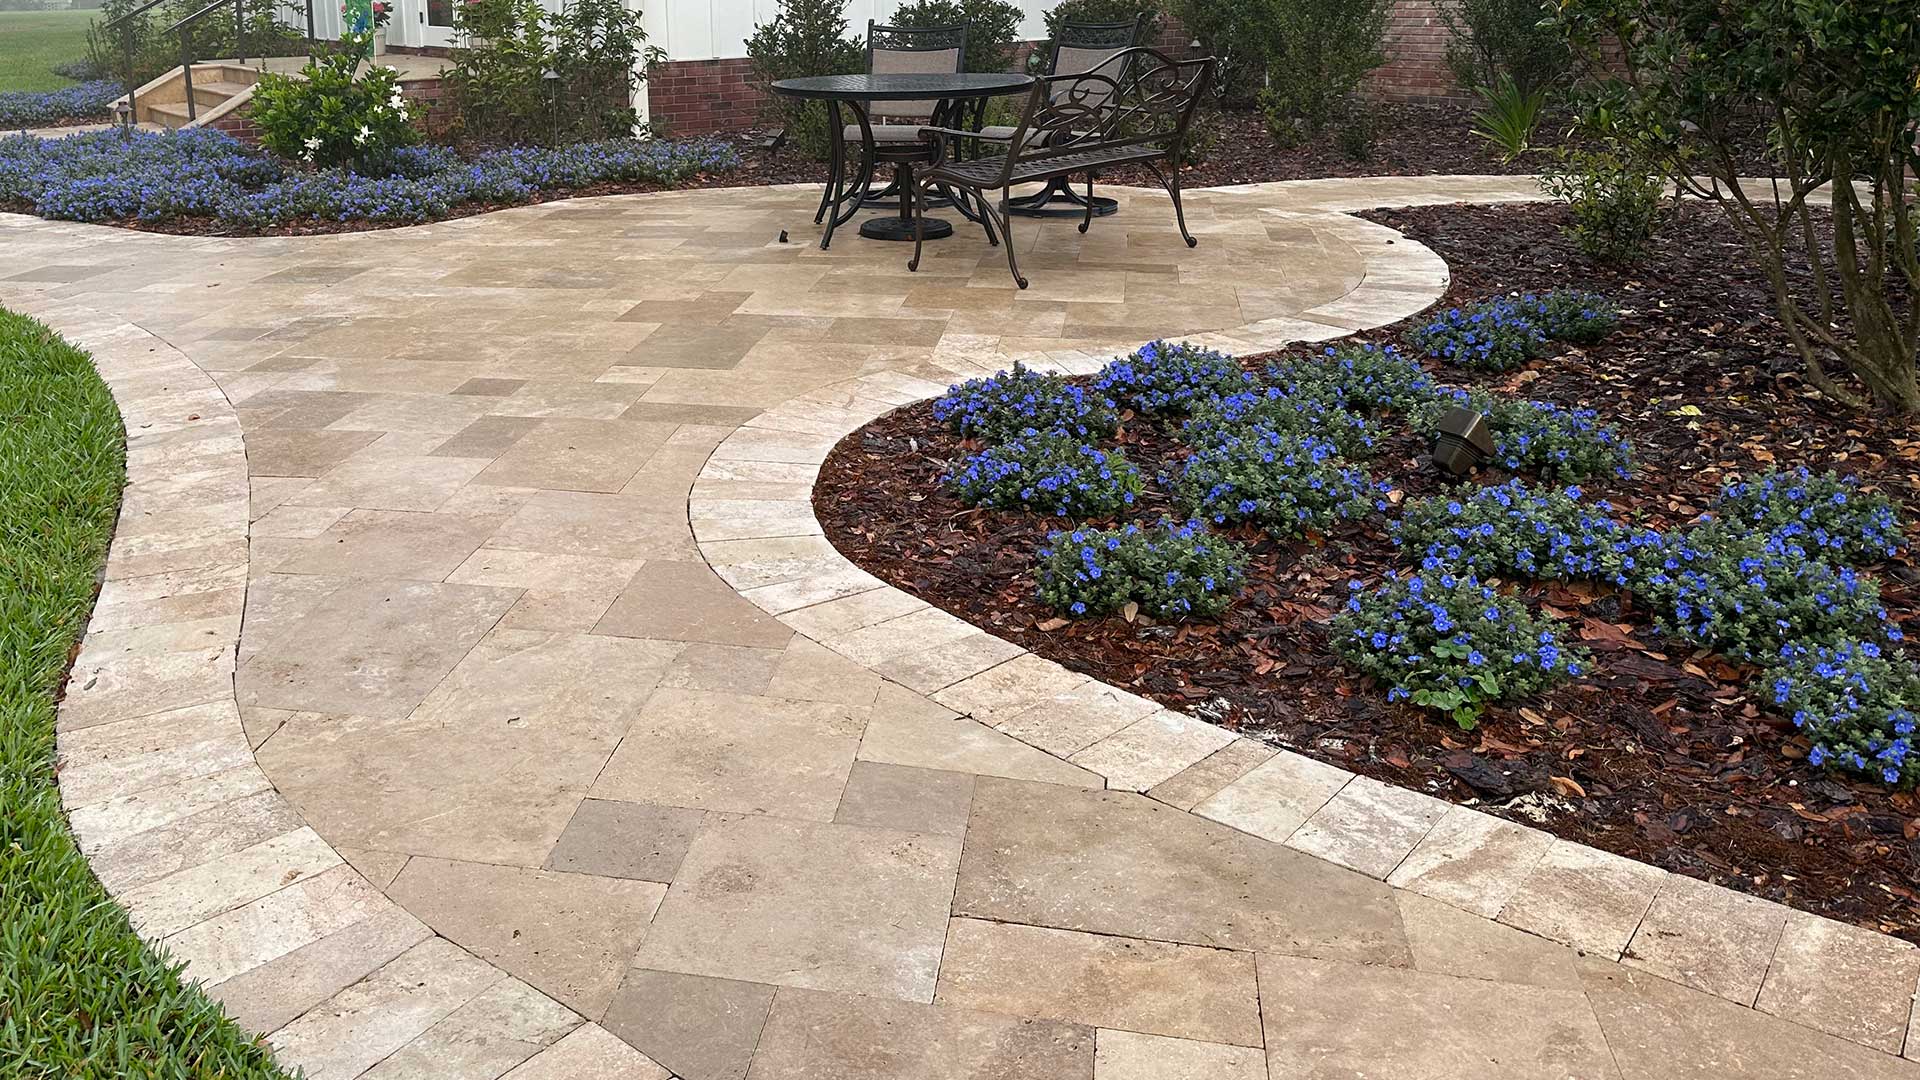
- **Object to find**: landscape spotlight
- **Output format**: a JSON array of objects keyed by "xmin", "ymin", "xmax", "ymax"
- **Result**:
[{"xmin": 1433, "ymin": 406, "xmax": 1493, "ymax": 476}]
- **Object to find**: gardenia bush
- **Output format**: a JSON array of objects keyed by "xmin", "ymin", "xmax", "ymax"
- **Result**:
[
  {"xmin": 0, "ymin": 129, "xmax": 739, "ymax": 226},
  {"xmin": 1762, "ymin": 639, "xmax": 1918, "ymax": 787},
  {"xmin": 1713, "ymin": 466, "xmax": 1906, "ymax": 565},
  {"xmin": 1035, "ymin": 520, "xmax": 1248, "ymax": 620},
  {"xmin": 946, "ymin": 434, "xmax": 1142, "ymax": 518},
  {"xmin": 1093, "ymin": 340, "xmax": 1252, "ymax": 416},
  {"xmin": 1395, "ymin": 480, "xmax": 1660, "ymax": 586},
  {"xmin": 932, "ymin": 364, "xmax": 1118, "ymax": 443},
  {"xmin": 1176, "ymin": 425, "xmax": 1383, "ymax": 539},
  {"xmin": 1333, "ymin": 571, "xmax": 1589, "ymax": 729},
  {"xmin": 250, "ymin": 51, "xmax": 421, "ymax": 173},
  {"xmin": 0, "ymin": 81, "xmax": 120, "ymax": 129}
]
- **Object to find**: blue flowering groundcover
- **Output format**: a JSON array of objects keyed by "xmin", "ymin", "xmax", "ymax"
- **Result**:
[
  {"xmin": 0, "ymin": 80, "xmax": 120, "ymax": 128},
  {"xmin": 0, "ymin": 127, "xmax": 740, "ymax": 228}
]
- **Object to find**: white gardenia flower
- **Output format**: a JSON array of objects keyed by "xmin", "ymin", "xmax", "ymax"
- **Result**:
[{"xmin": 303, "ymin": 135, "xmax": 321, "ymax": 151}]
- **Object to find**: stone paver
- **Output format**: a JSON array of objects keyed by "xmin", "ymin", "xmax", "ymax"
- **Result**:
[{"xmin": 21, "ymin": 177, "xmax": 1920, "ymax": 1079}]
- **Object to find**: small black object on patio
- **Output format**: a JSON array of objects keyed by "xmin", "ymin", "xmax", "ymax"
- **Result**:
[{"xmin": 769, "ymin": 72, "xmax": 1033, "ymax": 249}]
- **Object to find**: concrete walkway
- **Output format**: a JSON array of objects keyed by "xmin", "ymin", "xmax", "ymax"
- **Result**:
[{"xmin": 6, "ymin": 177, "xmax": 1918, "ymax": 1079}]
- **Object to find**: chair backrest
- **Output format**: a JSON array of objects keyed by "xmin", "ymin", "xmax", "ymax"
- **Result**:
[
  {"xmin": 993, "ymin": 47, "xmax": 1215, "ymax": 188},
  {"xmin": 1046, "ymin": 14, "xmax": 1152, "ymax": 112},
  {"xmin": 866, "ymin": 20, "xmax": 967, "ymax": 121}
]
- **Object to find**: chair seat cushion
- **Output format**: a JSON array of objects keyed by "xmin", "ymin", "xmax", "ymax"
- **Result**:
[{"xmin": 844, "ymin": 124, "xmax": 931, "ymax": 143}]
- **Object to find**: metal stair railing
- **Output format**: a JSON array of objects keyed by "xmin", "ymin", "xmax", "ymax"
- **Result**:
[
  {"xmin": 101, "ymin": 0, "xmax": 174, "ymax": 130},
  {"xmin": 164, "ymin": 0, "xmax": 247, "ymax": 123}
]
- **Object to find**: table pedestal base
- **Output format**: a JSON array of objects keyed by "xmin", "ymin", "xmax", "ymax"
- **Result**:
[{"xmin": 860, "ymin": 216, "xmax": 953, "ymax": 242}]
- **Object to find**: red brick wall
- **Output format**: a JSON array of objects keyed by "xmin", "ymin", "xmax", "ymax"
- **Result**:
[
  {"xmin": 646, "ymin": 57, "xmax": 761, "ymax": 136},
  {"xmin": 1370, "ymin": 0, "xmax": 1469, "ymax": 103}
]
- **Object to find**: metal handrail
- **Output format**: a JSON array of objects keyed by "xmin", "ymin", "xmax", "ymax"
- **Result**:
[
  {"xmin": 162, "ymin": 0, "xmax": 246, "ymax": 123},
  {"xmin": 104, "ymin": 0, "xmax": 174, "ymax": 130}
]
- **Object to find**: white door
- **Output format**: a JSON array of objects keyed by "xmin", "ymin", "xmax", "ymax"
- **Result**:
[{"xmin": 418, "ymin": 0, "xmax": 457, "ymax": 47}]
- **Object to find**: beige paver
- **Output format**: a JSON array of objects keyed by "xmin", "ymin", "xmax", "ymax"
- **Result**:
[
  {"xmin": 1284, "ymin": 774, "xmax": 1448, "ymax": 879},
  {"xmin": 633, "ymin": 814, "xmax": 960, "ymax": 1001},
  {"xmin": 361, "ymin": 977, "xmax": 579, "ymax": 1080},
  {"xmin": 1396, "ymin": 891, "xmax": 1582, "ymax": 990},
  {"xmin": 208, "ymin": 905, "xmax": 433, "ymax": 1035},
  {"xmin": 1191, "ymin": 749, "xmax": 1352, "ymax": 845},
  {"xmin": 1068, "ymin": 710, "xmax": 1239, "ymax": 792},
  {"xmin": 955, "ymin": 778, "xmax": 1409, "ymax": 965},
  {"xmin": 545, "ymin": 799, "xmax": 705, "ymax": 883},
  {"xmin": 1387, "ymin": 804, "xmax": 1556, "ymax": 918},
  {"xmin": 1257, "ymin": 953, "xmax": 1619, "ymax": 1079},
  {"xmin": 601, "ymin": 969, "xmax": 775, "ymax": 1080},
  {"xmin": 856, "ymin": 705, "xmax": 1102, "ymax": 788},
  {"xmin": 1498, "ymin": 839, "xmax": 1668, "ymax": 958},
  {"xmin": 936, "ymin": 918, "xmax": 1263, "ymax": 1047},
  {"xmin": 499, "ymin": 1024, "xmax": 670, "ymax": 1080},
  {"xmin": 1092, "ymin": 1030, "xmax": 1267, "ymax": 1080},
  {"xmin": 747, "ymin": 987, "xmax": 1095, "ymax": 1079},
  {"xmin": 1757, "ymin": 911, "xmax": 1920, "ymax": 1054},
  {"xmin": 834, "ymin": 761, "xmax": 976, "ymax": 837},
  {"xmin": 1623, "ymin": 872, "xmax": 1788, "ymax": 1005},
  {"xmin": 387, "ymin": 857, "xmax": 666, "ymax": 1017}
]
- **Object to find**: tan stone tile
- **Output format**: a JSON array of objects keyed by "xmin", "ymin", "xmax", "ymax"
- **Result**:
[
  {"xmin": 601, "ymin": 970, "xmax": 775, "ymax": 1080},
  {"xmin": 1190, "ymin": 749, "xmax": 1351, "ymax": 845},
  {"xmin": 1582, "ymin": 957, "xmax": 1919, "ymax": 1079},
  {"xmin": 596, "ymin": 561, "xmax": 795, "ymax": 647},
  {"xmin": 56, "ymin": 699, "xmax": 253, "ymax": 806},
  {"xmin": 57, "ymin": 641, "xmax": 234, "ymax": 731},
  {"xmin": 1757, "ymin": 911, "xmax": 1920, "ymax": 1054},
  {"xmin": 1285, "ymin": 774, "xmax": 1447, "ymax": 879},
  {"xmin": 287, "ymin": 452, "xmax": 489, "ymax": 512},
  {"xmin": 633, "ymin": 815, "xmax": 961, "ymax": 1001},
  {"xmin": 166, "ymin": 862, "xmax": 392, "ymax": 986},
  {"xmin": 119, "ymin": 826, "xmax": 341, "ymax": 938},
  {"xmin": 362, "ymin": 977, "xmax": 579, "ymax": 1080},
  {"xmin": 1387, "ymin": 804, "xmax": 1556, "ymax": 918},
  {"xmin": 858, "ymin": 708, "xmax": 1099, "ymax": 788},
  {"xmin": 1093, "ymin": 1030, "xmax": 1267, "ymax": 1080},
  {"xmin": 432, "ymin": 415, "xmax": 543, "ymax": 459},
  {"xmin": 447, "ymin": 546, "xmax": 643, "ymax": 595},
  {"xmin": 65, "ymin": 764, "xmax": 271, "ymax": 851},
  {"xmin": 86, "ymin": 787, "xmax": 302, "ymax": 892},
  {"xmin": 546, "ymin": 799, "xmax": 705, "ymax": 883},
  {"xmin": 765, "ymin": 637, "xmax": 883, "ymax": 706},
  {"xmin": 251, "ymin": 502, "xmax": 354, "ymax": 538},
  {"xmin": 502, "ymin": 1024, "xmax": 670, "ymax": 1080},
  {"xmin": 660, "ymin": 642, "xmax": 784, "ymax": 694},
  {"xmin": 1396, "ymin": 891, "xmax": 1583, "ymax": 990},
  {"xmin": 267, "ymin": 937, "xmax": 507, "ymax": 1080},
  {"xmin": 208, "ymin": 904, "xmax": 432, "ymax": 1035},
  {"xmin": 834, "ymin": 761, "xmax": 975, "ymax": 837},
  {"xmin": 1069, "ymin": 711, "xmax": 1238, "ymax": 792},
  {"xmin": 337, "ymin": 845, "xmax": 412, "ymax": 888},
  {"xmin": 590, "ymin": 688, "xmax": 864, "ymax": 820},
  {"xmin": 936, "ymin": 919, "xmax": 1261, "ymax": 1047},
  {"xmin": 237, "ymin": 580, "xmax": 518, "ymax": 719},
  {"xmin": 748, "ymin": 987, "xmax": 1094, "ymax": 1079},
  {"xmin": 990, "ymin": 680, "xmax": 1163, "ymax": 757},
  {"xmin": 873, "ymin": 630, "xmax": 1028, "ymax": 694},
  {"xmin": 930, "ymin": 654, "xmax": 1091, "ymax": 727},
  {"xmin": 1622, "ymin": 873, "xmax": 1788, "ymax": 1005},
  {"xmin": 246, "ymin": 428, "xmax": 384, "ymax": 477},
  {"xmin": 489, "ymin": 490, "xmax": 697, "ymax": 560},
  {"xmin": 270, "ymin": 508, "xmax": 498, "ymax": 581},
  {"xmin": 956, "ymin": 779, "xmax": 1409, "ymax": 965},
  {"xmin": 1145, "ymin": 739, "xmax": 1277, "ymax": 812},
  {"xmin": 1258, "ymin": 953, "xmax": 1617, "ymax": 1079},
  {"xmin": 1498, "ymin": 839, "xmax": 1667, "ymax": 958},
  {"xmin": 476, "ymin": 418, "xmax": 677, "ymax": 493},
  {"xmin": 388, "ymin": 857, "xmax": 665, "ymax": 1017}
]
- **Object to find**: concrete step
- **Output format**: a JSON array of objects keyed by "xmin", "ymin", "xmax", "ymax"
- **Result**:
[
  {"xmin": 191, "ymin": 79, "xmax": 251, "ymax": 103},
  {"xmin": 145, "ymin": 102, "xmax": 194, "ymax": 129}
]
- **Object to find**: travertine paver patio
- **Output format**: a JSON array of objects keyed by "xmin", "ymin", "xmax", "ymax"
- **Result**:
[{"xmin": 9, "ymin": 177, "xmax": 1920, "ymax": 1079}]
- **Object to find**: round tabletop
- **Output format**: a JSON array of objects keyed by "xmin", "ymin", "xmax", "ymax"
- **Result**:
[{"xmin": 769, "ymin": 73, "xmax": 1033, "ymax": 102}]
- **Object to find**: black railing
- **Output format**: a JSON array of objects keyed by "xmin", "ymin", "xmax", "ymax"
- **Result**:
[
  {"xmin": 102, "ymin": 0, "xmax": 314, "ymax": 130},
  {"xmin": 101, "ymin": 0, "xmax": 172, "ymax": 130}
]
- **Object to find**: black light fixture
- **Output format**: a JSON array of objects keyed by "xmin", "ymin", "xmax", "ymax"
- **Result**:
[{"xmin": 1433, "ymin": 406, "xmax": 1494, "ymax": 476}]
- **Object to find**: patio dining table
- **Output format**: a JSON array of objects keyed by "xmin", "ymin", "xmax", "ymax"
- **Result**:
[{"xmin": 770, "ymin": 72, "xmax": 1034, "ymax": 249}]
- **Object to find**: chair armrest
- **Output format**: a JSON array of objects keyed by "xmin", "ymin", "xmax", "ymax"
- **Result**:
[{"xmin": 917, "ymin": 126, "xmax": 991, "ymax": 142}]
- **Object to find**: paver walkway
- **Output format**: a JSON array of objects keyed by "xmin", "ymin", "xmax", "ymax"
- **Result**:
[{"xmin": 8, "ymin": 178, "xmax": 1919, "ymax": 1079}]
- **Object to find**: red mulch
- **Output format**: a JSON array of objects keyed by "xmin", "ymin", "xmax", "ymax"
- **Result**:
[{"xmin": 812, "ymin": 200, "xmax": 1920, "ymax": 941}]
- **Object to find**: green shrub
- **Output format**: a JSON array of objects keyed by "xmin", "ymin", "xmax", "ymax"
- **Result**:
[
  {"xmin": 747, "ymin": 0, "xmax": 864, "ymax": 160},
  {"xmin": 87, "ymin": 0, "xmax": 304, "ymax": 87},
  {"xmin": 1417, "ymin": 391, "xmax": 1634, "ymax": 481},
  {"xmin": 1440, "ymin": 0, "xmax": 1569, "ymax": 96},
  {"xmin": 447, "ymin": 0, "xmax": 656, "ymax": 146},
  {"xmin": 1761, "ymin": 639, "xmax": 1917, "ymax": 787},
  {"xmin": 946, "ymin": 433, "xmax": 1143, "ymax": 517},
  {"xmin": 1409, "ymin": 297, "xmax": 1547, "ymax": 372},
  {"xmin": 1712, "ymin": 466, "xmax": 1906, "ymax": 565},
  {"xmin": 250, "ymin": 51, "xmax": 421, "ymax": 173},
  {"xmin": 1333, "ymin": 570, "xmax": 1588, "ymax": 729},
  {"xmin": 1175, "ymin": 426, "xmax": 1383, "ymax": 539},
  {"xmin": 1394, "ymin": 479, "xmax": 1662, "ymax": 587},
  {"xmin": 1185, "ymin": 385, "xmax": 1381, "ymax": 460},
  {"xmin": 1036, "ymin": 519, "xmax": 1247, "ymax": 619},
  {"xmin": 890, "ymin": 0, "xmax": 1025, "ymax": 73},
  {"xmin": 1539, "ymin": 148, "xmax": 1665, "ymax": 264},
  {"xmin": 1039, "ymin": 0, "xmax": 1161, "ymax": 66},
  {"xmin": 932, "ymin": 364, "xmax": 1119, "ymax": 443},
  {"xmin": 1470, "ymin": 74, "xmax": 1546, "ymax": 161},
  {"xmin": 1515, "ymin": 290, "xmax": 1619, "ymax": 344},
  {"xmin": 1176, "ymin": 0, "xmax": 1390, "ymax": 120}
]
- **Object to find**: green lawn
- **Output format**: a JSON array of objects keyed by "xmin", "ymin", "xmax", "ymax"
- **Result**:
[
  {"xmin": 0, "ymin": 309, "xmax": 289, "ymax": 1078},
  {"xmin": 0, "ymin": 9, "xmax": 97, "ymax": 93}
]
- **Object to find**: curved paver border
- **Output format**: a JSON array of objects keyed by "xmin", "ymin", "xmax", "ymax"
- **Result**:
[
  {"xmin": 5, "ymin": 291, "xmax": 668, "ymax": 1080},
  {"xmin": 687, "ymin": 193, "xmax": 1920, "ymax": 1062}
]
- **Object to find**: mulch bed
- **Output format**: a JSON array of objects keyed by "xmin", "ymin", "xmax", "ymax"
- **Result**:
[{"xmin": 812, "ymin": 199, "xmax": 1920, "ymax": 941}]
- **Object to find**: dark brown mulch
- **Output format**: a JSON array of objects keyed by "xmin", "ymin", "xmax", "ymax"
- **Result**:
[{"xmin": 812, "ymin": 199, "xmax": 1920, "ymax": 942}]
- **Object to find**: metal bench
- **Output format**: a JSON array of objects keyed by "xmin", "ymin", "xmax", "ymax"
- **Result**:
[{"xmin": 905, "ymin": 47, "xmax": 1216, "ymax": 289}]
